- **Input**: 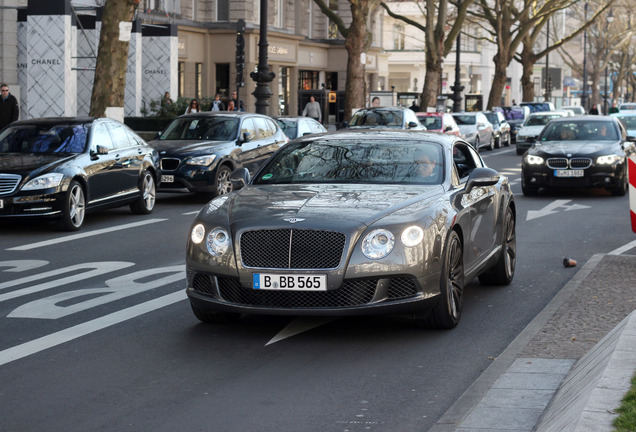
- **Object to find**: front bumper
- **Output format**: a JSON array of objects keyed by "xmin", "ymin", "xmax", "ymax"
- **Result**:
[
  {"xmin": 521, "ymin": 163, "xmax": 625, "ymax": 190},
  {"xmin": 0, "ymin": 189, "xmax": 64, "ymax": 219},
  {"xmin": 158, "ymin": 159, "xmax": 219, "ymax": 193}
]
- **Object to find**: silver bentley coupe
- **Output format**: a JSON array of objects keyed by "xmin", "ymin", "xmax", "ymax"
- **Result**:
[{"xmin": 186, "ymin": 130, "xmax": 516, "ymax": 329}]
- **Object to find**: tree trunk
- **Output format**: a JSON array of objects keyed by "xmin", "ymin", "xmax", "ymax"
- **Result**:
[
  {"xmin": 90, "ymin": 0, "xmax": 140, "ymax": 118},
  {"xmin": 519, "ymin": 42, "xmax": 537, "ymax": 102},
  {"xmin": 343, "ymin": 0, "xmax": 370, "ymax": 121},
  {"xmin": 486, "ymin": 52, "xmax": 510, "ymax": 110},
  {"xmin": 421, "ymin": 57, "xmax": 442, "ymax": 111}
]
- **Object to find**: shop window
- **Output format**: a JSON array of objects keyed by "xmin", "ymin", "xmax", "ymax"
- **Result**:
[{"xmin": 300, "ymin": 71, "xmax": 320, "ymax": 90}]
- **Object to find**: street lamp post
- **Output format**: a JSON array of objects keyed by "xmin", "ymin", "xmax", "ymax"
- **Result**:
[
  {"xmin": 250, "ymin": 0, "xmax": 276, "ymax": 115},
  {"xmin": 581, "ymin": 2, "xmax": 589, "ymax": 112},
  {"xmin": 603, "ymin": 10, "xmax": 614, "ymax": 114},
  {"xmin": 544, "ymin": 17, "xmax": 551, "ymax": 102},
  {"xmin": 450, "ymin": 0, "xmax": 464, "ymax": 112}
]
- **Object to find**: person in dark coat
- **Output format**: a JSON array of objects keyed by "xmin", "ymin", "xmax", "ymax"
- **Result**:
[{"xmin": 0, "ymin": 83, "xmax": 19, "ymax": 129}]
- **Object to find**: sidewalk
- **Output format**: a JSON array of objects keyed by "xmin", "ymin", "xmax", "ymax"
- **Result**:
[{"xmin": 431, "ymin": 252, "xmax": 636, "ymax": 432}]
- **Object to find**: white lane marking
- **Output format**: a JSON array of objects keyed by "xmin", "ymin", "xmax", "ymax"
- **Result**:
[
  {"xmin": 183, "ymin": 211, "xmax": 200, "ymax": 215},
  {"xmin": 0, "ymin": 290, "xmax": 187, "ymax": 367},
  {"xmin": 266, "ymin": 317, "xmax": 340, "ymax": 346},
  {"xmin": 609, "ymin": 240, "xmax": 636, "ymax": 256},
  {"xmin": 6, "ymin": 218, "xmax": 168, "ymax": 251},
  {"xmin": 0, "ymin": 260, "xmax": 49, "ymax": 272},
  {"xmin": 526, "ymin": 199, "xmax": 590, "ymax": 221}
]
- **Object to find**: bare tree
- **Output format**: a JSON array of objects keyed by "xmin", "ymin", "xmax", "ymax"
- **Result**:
[
  {"xmin": 379, "ymin": 0, "xmax": 474, "ymax": 111},
  {"xmin": 313, "ymin": 0, "xmax": 382, "ymax": 121},
  {"xmin": 90, "ymin": 0, "xmax": 140, "ymax": 118}
]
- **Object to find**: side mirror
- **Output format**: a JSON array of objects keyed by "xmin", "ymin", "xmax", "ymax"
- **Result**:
[
  {"xmin": 465, "ymin": 167, "xmax": 500, "ymax": 193},
  {"xmin": 444, "ymin": 125, "xmax": 453, "ymax": 132},
  {"xmin": 408, "ymin": 121, "xmax": 418, "ymax": 129},
  {"xmin": 626, "ymin": 135, "xmax": 636, "ymax": 143},
  {"xmin": 230, "ymin": 167, "xmax": 250, "ymax": 190},
  {"xmin": 95, "ymin": 145, "xmax": 109, "ymax": 155},
  {"xmin": 241, "ymin": 132, "xmax": 252, "ymax": 143}
]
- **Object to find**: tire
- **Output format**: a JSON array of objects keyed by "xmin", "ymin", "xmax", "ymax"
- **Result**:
[
  {"xmin": 504, "ymin": 133, "xmax": 511, "ymax": 147},
  {"xmin": 478, "ymin": 206, "xmax": 516, "ymax": 285},
  {"xmin": 495, "ymin": 135, "xmax": 502, "ymax": 149},
  {"xmin": 473, "ymin": 137, "xmax": 480, "ymax": 152},
  {"xmin": 416, "ymin": 230, "xmax": 464, "ymax": 329},
  {"xmin": 191, "ymin": 304, "xmax": 240, "ymax": 323},
  {"xmin": 213, "ymin": 165, "xmax": 233, "ymax": 197},
  {"xmin": 130, "ymin": 170, "xmax": 156, "ymax": 214},
  {"xmin": 521, "ymin": 177, "xmax": 538, "ymax": 196},
  {"xmin": 59, "ymin": 180, "xmax": 86, "ymax": 231},
  {"xmin": 610, "ymin": 168, "xmax": 628, "ymax": 196},
  {"xmin": 487, "ymin": 135, "xmax": 495, "ymax": 150}
]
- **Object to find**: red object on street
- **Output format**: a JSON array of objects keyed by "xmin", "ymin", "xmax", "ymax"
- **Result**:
[{"xmin": 629, "ymin": 155, "xmax": 636, "ymax": 233}]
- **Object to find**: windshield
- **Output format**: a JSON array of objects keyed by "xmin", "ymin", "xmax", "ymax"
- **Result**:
[
  {"xmin": 349, "ymin": 110, "xmax": 403, "ymax": 127},
  {"xmin": 276, "ymin": 119, "xmax": 298, "ymax": 139},
  {"xmin": 419, "ymin": 116, "xmax": 442, "ymax": 130},
  {"xmin": 159, "ymin": 117, "xmax": 239, "ymax": 141},
  {"xmin": 254, "ymin": 139, "xmax": 445, "ymax": 185},
  {"xmin": 499, "ymin": 107, "xmax": 525, "ymax": 121},
  {"xmin": 525, "ymin": 115, "xmax": 561, "ymax": 126},
  {"xmin": 540, "ymin": 121, "xmax": 618, "ymax": 141},
  {"xmin": 0, "ymin": 124, "xmax": 88, "ymax": 154},
  {"xmin": 453, "ymin": 115, "xmax": 476, "ymax": 125},
  {"xmin": 484, "ymin": 114, "xmax": 499, "ymax": 125}
]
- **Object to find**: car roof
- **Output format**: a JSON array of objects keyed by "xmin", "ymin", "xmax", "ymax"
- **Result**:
[
  {"xmin": 546, "ymin": 115, "xmax": 618, "ymax": 124},
  {"xmin": 296, "ymin": 129, "xmax": 458, "ymax": 146},
  {"xmin": 416, "ymin": 112, "xmax": 443, "ymax": 117},
  {"xmin": 176, "ymin": 112, "xmax": 269, "ymax": 119},
  {"xmin": 528, "ymin": 111, "xmax": 568, "ymax": 116},
  {"xmin": 11, "ymin": 116, "xmax": 96, "ymax": 126}
]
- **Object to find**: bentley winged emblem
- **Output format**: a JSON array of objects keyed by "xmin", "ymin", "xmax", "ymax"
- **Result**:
[{"xmin": 283, "ymin": 217, "xmax": 305, "ymax": 224}]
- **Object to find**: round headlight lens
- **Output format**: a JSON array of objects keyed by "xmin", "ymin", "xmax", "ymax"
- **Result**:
[
  {"xmin": 206, "ymin": 227, "xmax": 230, "ymax": 256},
  {"xmin": 525, "ymin": 155, "xmax": 544, "ymax": 165},
  {"xmin": 401, "ymin": 226, "xmax": 424, "ymax": 247},
  {"xmin": 362, "ymin": 229, "xmax": 395, "ymax": 259},
  {"xmin": 191, "ymin": 223, "xmax": 206, "ymax": 244}
]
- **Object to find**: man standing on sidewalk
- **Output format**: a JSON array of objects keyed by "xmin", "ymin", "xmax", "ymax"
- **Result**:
[{"xmin": 0, "ymin": 83, "xmax": 19, "ymax": 129}]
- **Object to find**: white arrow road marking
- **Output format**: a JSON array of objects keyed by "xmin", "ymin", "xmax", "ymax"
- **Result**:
[
  {"xmin": 266, "ymin": 317, "xmax": 340, "ymax": 346},
  {"xmin": 526, "ymin": 199, "xmax": 590, "ymax": 221},
  {"xmin": 7, "ymin": 218, "xmax": 168, "ymax": 251},
  {"xmin": 0, "ymin": 290, "xmax": 186, "ymax": 367}
]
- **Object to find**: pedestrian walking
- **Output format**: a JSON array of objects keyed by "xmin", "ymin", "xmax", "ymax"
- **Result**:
[
  {"xmin": 0, "ymin": 83, "xmax": 19, "ymax": 129},
  {"xmin": 302, "ymin": 96, "xmax": 321, "ymax": 122},
  {"xmin": 589, "ymin": 104, "xmax": 599, "ymax": 115},
  {"xmin": 210, "ymin": 93, "xmax": 225, "ymax": 111}
]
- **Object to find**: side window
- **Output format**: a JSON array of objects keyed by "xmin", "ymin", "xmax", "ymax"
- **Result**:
[
  {"xmin": 91, "ymin": 122, "xmax": 114, "ymax": 151},
  {"xmin": 263, "ymin": 119, "xmax": 277, "ymax": 138},
  {"xmin": 240, "ymin": 118, "xmax": 257, "ymax": 141},
  {"xmin": 453, "ymin": 142, "xmax": 482, "ymax": 182},
  {"xmin": 107, "ymin": 122, "xmax": 133, "ymax": 149},
  {"xmin": 252, "ymin": 118, "xmax": 274, "ymax": 140}
]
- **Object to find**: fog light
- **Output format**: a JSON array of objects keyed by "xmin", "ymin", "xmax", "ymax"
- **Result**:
[
  {"xmin": 530, "ymin": 177, "xmax": 537, "ymax": 183},
  {"xmin": 604, "ymin": 177, "xmax": 611, "ymax": 183}
]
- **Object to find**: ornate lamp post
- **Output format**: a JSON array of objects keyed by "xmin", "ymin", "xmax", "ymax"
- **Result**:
[
  {"xmin": 450, "ymin": 0, "xmax": 464, "ymax": 112},
  {"xmin": 603, "ymin": 10, "xmax": 614, "ymax": 115},
  {"xmin": 250, "ymin": 0, "xmax": 275, "ymax": 114},
  {"xmin": 581, "ymin": 2, "xmax": 589, "ymax": 112}
]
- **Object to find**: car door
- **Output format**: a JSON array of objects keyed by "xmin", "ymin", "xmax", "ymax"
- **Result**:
[
  {"xmin": 105, "ymin": 120, "xmax": 141, "ymax": 196},
  {"xmin": 453, "ymin": 142, "xmax": 499, "ymax": 272},
  {"xmin": 85, "ymin": 120, "xmax": 124, "ymax": 204}
]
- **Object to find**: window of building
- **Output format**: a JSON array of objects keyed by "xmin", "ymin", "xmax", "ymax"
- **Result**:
[
  {"xmin": 217, "ymin": 0, "xmax": 229, "ymax": 21},
  {"xmin": 178, "ymin": 62, "xmax": 185, "ymax": 97},
  {"xmin": 326, "ymin": 72, "xmax": 338, "ymax": 91},
  {"xmin": 300, "ymin": 71, "xmax": 320, "ymax": 90},
  {"xmin": 271, "ymin": 0, "xmax": 284, "ymax": 28},
  {"xmin": 328, "ymin": 0, "xmax": 338, "ymax": 39},
  {"xmin": 393, "ymin": 24, "xmax": 405, "ymax": 50},
  {"xmin": 460, "ymin": 25, "xmax": 482, "ymax": 53},
  {"xmin": 278, "ymin": 66, "xmax": 290, "ymax": 115},
  {"xmin": 195, "ymin": 63, "xmax": 202, "ymax": 99},
  {"xmin": 216, "ymin": 63, "xmax": 230, "ymax": 97}
]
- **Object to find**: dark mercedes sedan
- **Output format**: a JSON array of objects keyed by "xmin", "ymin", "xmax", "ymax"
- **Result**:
[
  {"xmin": 150, "ymin": 112, "xmax": 288, "ymax": 197},
  {"xmin": 186, "ymin": 130, "xmax": 516, "ymax": 329},
  {"xmin": 0, "ymin": 117, "xmax": 158, "ymax": 230},
  {"xmin": 521, "ymin": 116, "xmax": 635, "ymax": 196}
]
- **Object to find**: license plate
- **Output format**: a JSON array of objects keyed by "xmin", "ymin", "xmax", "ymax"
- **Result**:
[
  {"xmin": 253, "ymin": 273, "xmax": 327, "ymax": 291},
  {"xmin": 554, "ymin": 169, "xmax": 584, "ymax": 177},
  {"xmin": 161, "ymin": 175, "xmax": 174, "ymax": 183}
]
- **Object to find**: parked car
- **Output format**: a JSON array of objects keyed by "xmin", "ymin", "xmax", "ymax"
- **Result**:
[
  {"xmin": 0, "ymin": 117, "xmax": 158, "ymax": 231},
  {"xmin": 186, "ymin": 130, "xmax": 516, "ymax": 329},
  {"xmin": 561, "ymin": 105, "xmax": 586, "ymax": 116},
  {"xmin": 451, "ymin": 111, "xmax": 495, "ymax": 151},
  {"xmin": 150, "ymin": 112, "xmax": 288, "ymax": 197},
  {"xmin": 483, "ymin": 111, "xmax": 511, "ymax": 147},
  {"xmin": 520, "ymin": 101, "xmax": 556, "ymax": 113},
  {"xmin": 618, "ymin": 102, "xmax": 636, "ymax": 113},
  {"xmin": 346, "ymin": 107, "xmax": 426, "ymax": 130},
  {"xmin": 274, "ymin": 116, "xmax": 327, "ymax": 140},
  {"xmin": 495, "ymin": 106, "xmax": 530, "ymax": 143},
  {"xmin": 610, "ymin": 112, "xmax": 636, "ymax": 136},
  {"xmin": 521, "ymin": 116, "xmax": 635, "ymax": 196},
  {"xmin": 416, "ymin": 112, "xmax": 461, "ymax": 136},
  {"xmin": 515, "ymin": 111, "xmax": 570, "ymax": 154}
]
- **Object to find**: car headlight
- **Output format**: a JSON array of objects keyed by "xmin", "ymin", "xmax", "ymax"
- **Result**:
[
  {"xmin": 21, "ymin": 173, "xmax": 64, "ymax": 191},
  {"xmin": 596, "ymin": 155, "xmax": 622, "ymax": 165},
  {"xmin": 524, "ymin": 155, "xmax": 544, "ymax": 165},
  {"xmin": 401, "ymin": 226, "xmax": 424, "ymax": 247},
  {"xmin": 362, "ymin": 229, "xmax": 395, "ymax": 259},
  {"xmin": 191, "ymin": 223, "xmax": 206, "ymax": 244},
  {"xmin": 187, "ymin": 154, "xmax": 217, "ymax": 166},
  {"xmin": 206, "ymin": 227, "xmax": 230, "ymax": 256}
]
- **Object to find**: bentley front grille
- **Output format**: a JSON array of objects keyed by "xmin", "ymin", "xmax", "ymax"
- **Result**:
[{"xmin": 240, "ymin": 229, "xmax": 346, "ymax": 269}]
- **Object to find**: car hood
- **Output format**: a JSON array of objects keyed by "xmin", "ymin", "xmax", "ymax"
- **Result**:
[
  {"xmin": 518, "ymin": 126, "xmax": 545, "ymax": 136},
  {"xmin": 199, "ymin": 183, "xmax": 446, "ymax": 232},
  {"xmin": 149, "ymin": 139, "xmax": 235, "ymax": 156},
  {"xmin": 531, "ymin": 140, "xmax": 619, "ymax": 156},
  {"xmin": 0, "ymin": 152, "xmax": 73, "ymax": 177}
]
